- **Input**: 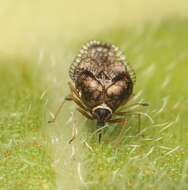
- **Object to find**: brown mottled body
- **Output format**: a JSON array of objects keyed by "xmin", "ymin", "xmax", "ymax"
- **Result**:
[
  {"xmin": 69, "ymin": 40, "xmax": 136, "ymax": 128},
  {"xmin": 49, "ymin": 40, "xmax": 144, "ymax": 142}
]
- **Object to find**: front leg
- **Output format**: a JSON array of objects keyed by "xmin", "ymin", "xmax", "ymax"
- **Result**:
[
  {"xmin": 48, "ymin": 94, "xmax": 88, "ymax": 123},
  {"xmin": 113, "ymin": 111, "xmax": 142, "ymax": 132},
  {"xmin": 68, "ymin": 120, "xmax": 78, "ymax": 144},
  {"xmin": 106, "ymin": 117, "xmax": 128, "ymax": 145},
  {"xmin": 76, "ymin": 107, "xmax": 94, "ymax": 120},
  {"xmin": 117, "ymin": 102, "xmax": 149, "ymax": 112},
  {"xmin": 68, "ymin": 81, "xmax": 80, "ymax": 97},
  {"xmin": 68, "ymin": 106, "xmax": 94, "ymax": 144},
  {"xmin": 108, "ymin": 118, "xmax": 128, "ymax": 125},
  {"xmin": 48, "ymin": 95, "xmax": 72, "ymax": 123}
]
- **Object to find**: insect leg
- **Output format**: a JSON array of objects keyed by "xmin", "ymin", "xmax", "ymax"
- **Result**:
[
  {"xmin": 118, "ymin": 102, "xmax": 149, "ymax": 112},
  {"xmin": 68, "ymin": 81, "xmax": 88, "ymax": 109},
  {"xmin": 108, "ymin": 118, "xmax": 127, "ymax": 124},
  {"xmin": 68, "ymin": 120, "xmax": 78, "ymax": 144},
  {"xmin": 113, "ymin": 112, "xmax": 142, "ymax": 132},
  {"xmin": 107, "ymin": 118, "xmax": 128, "ymax": 145},
  {"xmin": 138, "ymin": 113, "xmax": 141, "ymax": 132},
  {"xmin": 76, "ymin": 107, "xmax": 94, "ymax": 120},
  {"xmin": 70, "ymin": 95, "xmax": 90, "ymax": 111},
  {"xmin": 112, "ymin": 119, "xmax": 128, "ymax": 146},
  {"xmin": 117, "ymin": 94, "xmax": 135, "ymax": 108},
  {"xmin": 48, "ymin": 95, "xmax": 72, "ymax": 123},
  {"xmin": 68, "ymin": 81, "xmax": 80, "ymax": 97},
  {"xmin": 126, "ymin": 102, "xmax": 149, "ymax": 108},
  {"xmin": 48, "ymin": 93, "xmax": 86, "ymax": 123},
  {"xmin": 114, "ymin": 111, "xmax": 153, "ymax": 124}
]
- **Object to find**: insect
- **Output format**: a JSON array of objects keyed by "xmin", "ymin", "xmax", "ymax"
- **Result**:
[{"xmin": 49, "ymin": 40, "xmax": 148, "ymax": 142}]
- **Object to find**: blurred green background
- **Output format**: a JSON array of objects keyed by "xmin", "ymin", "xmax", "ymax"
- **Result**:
[
  {"xmin": 1, "ymin": 0, "xmax": 188, "ymax": 55},
  {"xmin": 0, "ymin": 1, "xmax": 188, "ymax": 190}
]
